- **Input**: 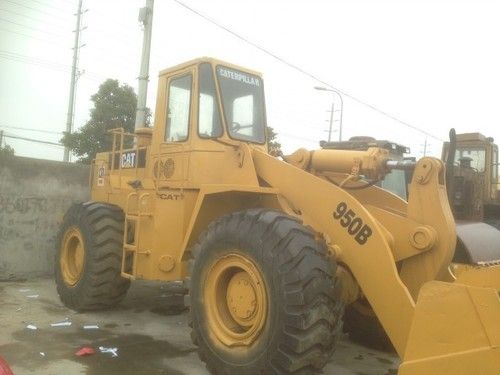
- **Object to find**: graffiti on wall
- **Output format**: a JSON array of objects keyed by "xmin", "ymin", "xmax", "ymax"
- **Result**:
[
  {"xmin": 0, "ymin": 195, "xmax": 76, "ymax": 249},
  {"xmin": 0, "ymin": 196, "xmax": 48, "ymax": 214}
]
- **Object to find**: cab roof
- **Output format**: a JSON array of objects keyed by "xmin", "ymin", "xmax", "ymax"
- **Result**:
[
  {"xmin": 158, "ymin": 57, "xmax": 263, "ymax": 78},
  {"xmin": 455, "ymin": 133, "xmax": 494, "ymax": 143}
]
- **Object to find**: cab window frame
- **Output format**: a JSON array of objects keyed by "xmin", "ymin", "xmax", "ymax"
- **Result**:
[
  {"xmin": 197, "ymin": 63, "xmax": 224, "ymax": 139},
  {"xmin": 215, "ymin": 64, "xmax": 267, "ymax": 145},
  {"xmin": 164, "ymin": 73, "xmax": 193, "ymax": 143}
]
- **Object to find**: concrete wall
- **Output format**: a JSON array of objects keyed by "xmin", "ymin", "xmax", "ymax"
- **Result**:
[{"xmin": 0, "ymin": 156, "xmax": 89, "ymax": 280}]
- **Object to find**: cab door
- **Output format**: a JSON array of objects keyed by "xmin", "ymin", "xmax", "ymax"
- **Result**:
[
  {"xmin": 155, "ymin": 70, "xmax": 194, "ymax": 187},
  {"xmin": 142, "ymin": 68, "xmax": 195, "ymax": 280}
]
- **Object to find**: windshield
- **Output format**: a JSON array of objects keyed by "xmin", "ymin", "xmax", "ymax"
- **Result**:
[
  {"xmin": 455, "ymin": 147, "xmax": 486, "ymax": 172},
  {"xmin": 216, "ymin": 66, "xmax": 266, "ymax": 143},
  {"xmin": 380, "ymin": 170, "xmax": 407, "ymax": 200}
]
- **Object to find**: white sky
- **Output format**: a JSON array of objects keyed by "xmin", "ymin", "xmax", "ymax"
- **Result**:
[{"xmin": 0, "ymin": 0, "xmax": 499, "ymax": 161}]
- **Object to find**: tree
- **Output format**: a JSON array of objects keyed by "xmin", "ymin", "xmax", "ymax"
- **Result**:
[
  {"xmin": 61, "ymin": 79, "xmax": 150, "ymax": 163},
  {"xmin": 0, "ymin": 143, "xmax": 15, "ymax": 159},
  {"xmin": 266, "ymin": 126, "xmax": 282, "ymax": 157}
]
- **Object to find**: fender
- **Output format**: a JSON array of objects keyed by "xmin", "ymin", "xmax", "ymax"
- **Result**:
[{"xmin": 179, "ymin": 184, "xmax": 284, "ymax": 263}]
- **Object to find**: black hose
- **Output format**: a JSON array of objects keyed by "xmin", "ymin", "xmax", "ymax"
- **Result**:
[{"xmin": 326, "ymin": 176, "xmax": 381, "ymax": 190}]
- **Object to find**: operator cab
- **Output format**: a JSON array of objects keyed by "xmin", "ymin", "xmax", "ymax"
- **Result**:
[
  {"xmin": 158, "ymin": 58, "xmax": 267, "ymax": 147},
  {"xmin": 442, "ymin": 133, "xmax": 499, "ymax": 203},
  {"xmin": 92, "ymin": 58, "xmax": 269, "ymax": 197}
]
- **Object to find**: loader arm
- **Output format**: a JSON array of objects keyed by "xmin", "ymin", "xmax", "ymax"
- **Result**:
[
  {"xmin": 252, "ymin": 148, "xmax": 445, "ymax": 356},
  {"xmin": 252, "ymin": 147, "xmax": 500, "ymax": 373}
]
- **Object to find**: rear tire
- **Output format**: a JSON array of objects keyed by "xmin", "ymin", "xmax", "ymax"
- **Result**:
[
  {"xmin": 55, "ymin": 202, "xmax": 130, "ymax": 311},
  {"xmin": 187, "ymin": 209, "xmax": 344, "ymax": 374}
]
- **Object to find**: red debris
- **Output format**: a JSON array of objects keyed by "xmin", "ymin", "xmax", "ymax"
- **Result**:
[
  {"xmin": 0, "ymin": 356, "xmax": 14, "ymax": 375},
  {"xmin": 75, "ymin": 347, "xmax": 96, "ymax": 357}
]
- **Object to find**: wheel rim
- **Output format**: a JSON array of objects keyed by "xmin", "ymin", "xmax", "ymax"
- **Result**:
[
  {"xmin": 204, "ymin": 253, "xmax": 268, "ymax": 347},
  {"xmin": 60, "ymin": 227, "xmax": 85, "ymax": 286}
]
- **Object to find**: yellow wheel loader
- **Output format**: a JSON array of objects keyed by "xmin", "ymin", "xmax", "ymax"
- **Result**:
[{"xmin": 55, "ymin": 58, "xmax": 500, "ymax": 374}]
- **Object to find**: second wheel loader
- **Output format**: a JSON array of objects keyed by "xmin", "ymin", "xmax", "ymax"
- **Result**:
[{"xmin": 55, "ymin": 57, "xmax": 500, "ymax": 374}]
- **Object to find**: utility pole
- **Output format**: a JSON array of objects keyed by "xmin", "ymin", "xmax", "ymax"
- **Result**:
[
  {"xmin": 135, "ymin": 0, "xmax": 154, "ymax": 130},
  {"xmin": 314, "ymin": 86, "xmax": 344, "ymax": 142},
  {"xmin": 327, "ymin": 102, "xmax": 335, "ymax": 142},
  {"xmin": 64, "ymin": 0, "xmax": 84, "ymax": 162},
  {"xmin": 423, "ymin": 136, "xmax": 428, "ymax": 156}
]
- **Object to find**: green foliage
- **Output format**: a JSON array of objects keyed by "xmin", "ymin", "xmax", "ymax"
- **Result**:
[
  {"xmin": 0, "ymin": 143, "xmax": 15, "ymax": 159},
  {"xmin": 61, "ymin": 79, "xmax": 151, "ymax": 163},
  {"xmin": 266, "ymin": 126, "xmax": 282, "ymax": 157}
]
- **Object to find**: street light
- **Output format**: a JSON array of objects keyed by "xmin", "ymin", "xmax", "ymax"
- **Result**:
[{"xmin": 314, "ymin": 86, "xmax": 344, "ymax": 142}]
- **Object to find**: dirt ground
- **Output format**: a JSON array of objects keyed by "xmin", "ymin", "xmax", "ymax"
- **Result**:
[{"xmin": 0, "ymin": 278, "xmax": 399, "ymax": 375}]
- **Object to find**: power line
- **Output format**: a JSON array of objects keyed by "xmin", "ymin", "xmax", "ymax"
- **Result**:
[
  {"xmin": 0, "ymin": 53, "xmax": 103, "ymax": 83},
  {"xmin": 0, "ymin": 51, "xmax": 128, "ymax": 84},
  {"xmin": 1, "ymin": 6, "xmax": 146, "ymax": 77},
  {"xmin": 172, "ymin": 0, "xmax": 444, "ymax": 142},
  {"xmin": 3, "ymin": 133, "xmax": 64, "ymax": 147},
  {"xmin": 0, "ymin": 51, "xmax": 72, "ymax": 73},
  {"xmin": 0, "ymin": 50, "xmax": 107, "ymax": 82},
  {"xmin": 1, "ymin": 31, "xmax": 136, "ymax": 79},
  {"xmin": 0, "ymin": 27, "xmax": 67, "ymax": 46},
  {"xmin": 27, "ymin": 0, "xmax": 73, "ymax": 14},
  {"xmin": 3, "ymin": 0, "xmax": 69, "ymax": 22},
  {"xmin": 0, "ymin": 124, "xmax": 63, "ymax": 135},
  {"xmin": 0, "ymin": 17, "xmax": 67, "ymax": 38},
  {"xmin": 0, "ymin": 7, "xmax": 70, "ymax": 29}
]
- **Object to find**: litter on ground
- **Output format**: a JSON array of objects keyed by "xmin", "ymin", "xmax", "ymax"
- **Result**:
[
  {"xmin": 50, "ymin": 321, "xmax": 72, "ymax": 327},
  {"xmin": 75, "ymin": 347, "xmax": 95, "ymax": 357},
  {"xmin": 99, "ymin": 346, "xmax": 118, "ymax": 357}
]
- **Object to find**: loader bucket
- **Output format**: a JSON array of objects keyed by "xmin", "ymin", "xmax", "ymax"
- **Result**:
[{"xmin": 398, "ymin": 281, "xmax": 500, "ymax": 375}]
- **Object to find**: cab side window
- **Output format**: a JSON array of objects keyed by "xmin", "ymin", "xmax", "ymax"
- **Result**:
[
  {"xmin": 198, "ymin": 63, "xmax": 222, "ymax": 138},
  {"xmin": 165, "ymin": 74, "xmax": 192, "ymax": 142}
]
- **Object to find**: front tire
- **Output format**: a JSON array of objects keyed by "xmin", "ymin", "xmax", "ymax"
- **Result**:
[
  {"xmin": 55, "ymin": 202, "xmax": 130, "ymax": 311},
  {"xmin": 187, "ymin": 209, "xmax": 344, "ymax": 374}
]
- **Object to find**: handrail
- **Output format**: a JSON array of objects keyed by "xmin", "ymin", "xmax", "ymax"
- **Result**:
[{"xmin": 107, "ymin": 128, "xmax": 149, "ymax": 183}]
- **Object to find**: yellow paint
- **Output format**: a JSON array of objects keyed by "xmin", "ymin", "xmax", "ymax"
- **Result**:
[
  {"xmin": 450, "ymin": 263, "xmax": 500, "ymax": 291},
  {"xmin": 60, "ymin": 227, "xmax": 85, "ymax": 286},
  {"xmin": 85, "ymin": 57, "xmax": 500, "ymax": 373},
  {"xmin": 399, "ymin": 281, "xmax": 500, "ymax": 374},
  {"xmin": 204, "ymin": 253, "xmax": 267, "ymax": 347}
]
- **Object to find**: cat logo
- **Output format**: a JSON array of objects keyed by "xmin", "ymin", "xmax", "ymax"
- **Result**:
[{"xmin": 120, "ymin": 151, "xmax": 137, "ymax": 169}]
